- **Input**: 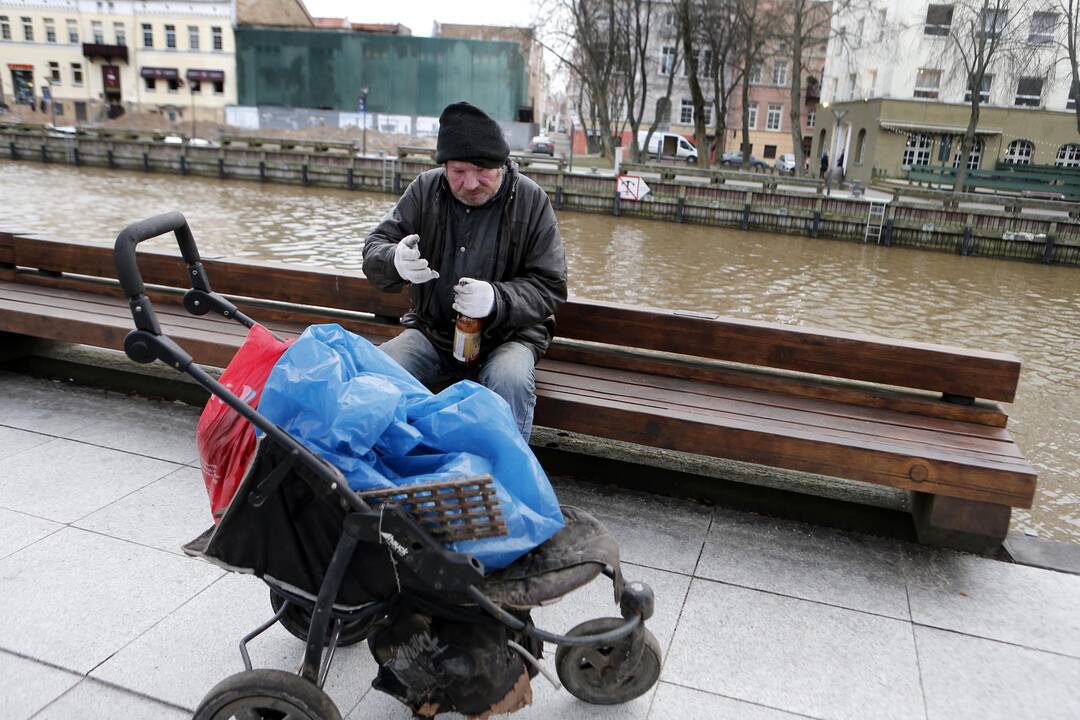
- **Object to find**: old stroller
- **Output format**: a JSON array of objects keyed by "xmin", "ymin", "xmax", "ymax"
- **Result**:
[{"xmin": 113, "ymin": 212, "xmax": 660, "ymax": 719}]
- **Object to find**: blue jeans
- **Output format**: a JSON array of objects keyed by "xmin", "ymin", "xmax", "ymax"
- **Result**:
[{"xmin": 378, "ymin": 329, "xmax": 538, "ymax": 441}]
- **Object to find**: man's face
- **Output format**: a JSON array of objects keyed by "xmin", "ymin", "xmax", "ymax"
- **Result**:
[{"xmin": 446, "ymin": 161, "xmax": 503, "ymax": 206}]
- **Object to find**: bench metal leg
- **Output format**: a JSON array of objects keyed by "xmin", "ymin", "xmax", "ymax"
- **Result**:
[{"xmin": 910, "ymin": 492, "xmax": 1010, "ymax": 555}]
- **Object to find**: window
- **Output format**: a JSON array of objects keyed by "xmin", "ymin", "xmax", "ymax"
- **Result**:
[
  {"xmin": 1004, "ymin": 139, "xmax": 1034, "ymax": 164},
  {"xmin": 914, "ymin": 68, "xmax": 943, "ymax": 99},
  {"xmin": 67, "ymin": 19, "xmax": 77, "ymax": 43},
  {"xmin": 48, "ymin": 61, "xmax": 61, "ymax": 83},
  {"xmin": 44, "ymin": 18, "xmax": 56, "ymax": 43},
  {"xmin": 1014, "ymin": 77, "xmax": 1043, "ymax": 107},
  {"xmin": 925, "ymin": 4, "xmax": 953, "ymax": 36},
  {"xmin": 167, "ymin": 77, "xmax": 179, "ymax": 92},
  {"xmin": 1056, "ymin": 144, "xmax": 1080, "ymax": 168},
  {"xmin": 92, "ymin": 21, "xmax": 103, "ymax": 44},
  {"xmin": 0, "ymin": 16, "xmax": 10, "ymax": 41},
  {"xmin": 22, "ymin": 16, "xmax": 33, "ymax": 42},
  {"xmin": 952, "ymin": 138, "xmax": 983, "ymax": 169},
  {"xmin": 142, "ymin": 23, "xmax": 153, "ymax": 48},
  {"xmin": 660, "ymin": 46, "xmax": 676, "ymax": 76},
  {"xmin": 1029, "ymin": 12, "xmax": 1056, "ymax": 44},
  {"xmin": 856, "ymin": 18, "xmax": 865, "ymax": 44},
  {"xmin": 680, "ymin": 98, "xmax": 693, "ymax": 124},
  {"xmin": 855, "ymin": 129, "xmax": 867, "ymax": 164},
  {"xmin": 702, "ymin": 103, "xmax": 712, "ymax": 126},
  {"xmin": 213, "ymin": 79, "xmax": 224, "ymax": 94},
  {"xmin": 772, "ymin": 60, "xmax": 788, "ymax": 86},
  {"xmin": 980, "ymin": 7, "xmax": 1006, "ymax": 38},
  {"xmin": 749, "ymin": 63, "xmax": 763, "ymax": 84},
  {"xmin": 901, "ymin": 133, "xmax": 933, "ymax": 168},
  {"xmin": 52, "ymin": 101, "xmax": 63, "ymax": 116},
  {"xmin": 165, "ymin": 24, "xmax": 176, "ymax": 49},
  {"xmin": 877, "ymin": 9, "xmax": 887, "ymax": 41},
  {"xmin": 806, "ymin": 110, "xmax": 815, "ymax": 128},
  {"xmin": 682, "ymin": 50, "xmax": 698, "ymax": 77},
  {"xmin": 848, "ymin": 72, "xmax": 857, "ymax": 97},
  {"xmin": 71, "ymin": 62, "xmax": 83, "ymax": 86},
  {"xmin": 114, "ymin": 22, "xmax": 125, "ymax": 46},
  {"xmin": 665, "ymin": 11, "xmax": 675, "ymax": 26},
  {"xmin": 188, "ymin": 25, "xmax": 199, "ymax": 50},
  {"xmin": 867, "ymin": 69, "xmax": 878, "ymax": 95},
  {"xmin": 747, "ymin": 103, "xmax": 758, "ymax": 129},
  {"xmin": 212, "ymin": 26, "xmax": 222, "ymax": 51},
  {"xmin": 763, "ymin": 145, "xmax": 777, "ymax": 159},
  {"xmin": 701, "ymin": 48, "xmax": 712, "ymax": 74},
  {"xmin": 766, "ymin": 104, "xmax": 782, "ymax": 131},
  {"xmin": 190, "ymin": 79, "xmax": 201, "ymax": 93},
  {"xmin": 964, "ymin": 74, "xmax": 993, "ymax": 104},
  {"xmin": 144, "ymin": 77, "xmax": 156, "ymax": 91}
]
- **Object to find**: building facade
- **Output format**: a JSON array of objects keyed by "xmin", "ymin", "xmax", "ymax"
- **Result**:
[
  {"xmin": 0, "ymin": 0, "xmax": 236, "ymax": 125},
  {"xmin": 433, "ymin": 23, "xmax": 546, "ymax": 126},
  {"xmin": 815, "ymin": 0, "xmax": 1080, "ymax": 183}
]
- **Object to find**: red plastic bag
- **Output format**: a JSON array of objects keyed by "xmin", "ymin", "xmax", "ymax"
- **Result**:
[{"xmin": 197, "ymin": 324, "xmax": 293, "ymax": 521}]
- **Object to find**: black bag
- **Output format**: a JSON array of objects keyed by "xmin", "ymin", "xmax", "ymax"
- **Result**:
[{"xmin": 369, "ymin": 599, "xmax": 535, "ymax": 717}]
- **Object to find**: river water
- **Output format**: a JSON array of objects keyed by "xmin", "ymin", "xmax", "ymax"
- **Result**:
[{"xmin": 4, "ymin": 162, "xmax": 1079, "ymax": 543}]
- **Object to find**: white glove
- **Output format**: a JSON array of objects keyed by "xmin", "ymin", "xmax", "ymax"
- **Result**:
[
  {"xmin": 393, "ymin": 234, "xmax": 439, "ymax": 284},
  {"xmin": 452, "ymin": 278, "xmax": 496, "ymax": 318}
]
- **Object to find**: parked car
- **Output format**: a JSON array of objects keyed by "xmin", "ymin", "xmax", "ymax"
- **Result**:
[
  {"xmin": 720, "ymin": 151, "xmax": 769, "ymax": 170},
  {"xmin": 528, "ymin": 135, "xmax": 555, "ymax": 155},
  {"xmin": 637, "ymin": 131, "xmax": 698, "ymax": 163},
  {"xmin": 774, "ymin": 153, "xmax": 797, "ymax": 173}
]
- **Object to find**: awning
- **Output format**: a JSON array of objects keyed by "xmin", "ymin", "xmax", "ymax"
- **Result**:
[
  {"xmin": 140, "ymin": 67, "xmax": 179, "ymax": 80},
  {"xmin": 7, "ymin": 64, "xmax": 33, "ymax": 71},
  {"xmin": 879, "ymin": 120, "xmax": 1002, "ymax": 136},
  {"xmin": 186, "ymin": 69, "xmax": 225, "ymax": 82}
]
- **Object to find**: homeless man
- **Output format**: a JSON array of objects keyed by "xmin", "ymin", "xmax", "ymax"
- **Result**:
[{"xmin": 361, "ymin": 101, "xmax": 567, "ymax": 441}]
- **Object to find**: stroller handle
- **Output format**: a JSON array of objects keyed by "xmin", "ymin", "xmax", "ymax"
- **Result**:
[{"xmin": 114, "ymin": 210, "xmax": 201, "ymax": 298}]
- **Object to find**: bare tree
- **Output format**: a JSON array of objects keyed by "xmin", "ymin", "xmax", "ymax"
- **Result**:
[
  {"xmin": 940, "ymin": 1, "xmax": 1047, "ymax": 190},
  {"xmin": 616, "ymin": 0, "xmax": 656, "ymax": 161},
  {"xmin": 774, "ymin": 0, "xmax": 841, "ymax": 175},
  {"xmin": 641, "ymin": 36, "xmax": 681, "ymax": 163},
  {"xmin": 733, "ymin": 0, "xmax": 776, "ymax": 170},
  {"xmin": 673, "ymin": 0, "xmax": 711, "ymax": 166},
  {"xmin": 701, "ymin": 0, "xmax": 745, "ymax": 161},
  {"xmin": 1051, "ymin": 0, "xmax": 1080, "ymax": 132},
  {"xmin": 540, "ymin": 0, "xmax": 623, "ymax": 159}
]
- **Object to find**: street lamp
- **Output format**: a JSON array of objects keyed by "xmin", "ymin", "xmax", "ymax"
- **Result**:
[{"xmin": 358, "ymin": 86, "xmax": 369, "ymax": 157}]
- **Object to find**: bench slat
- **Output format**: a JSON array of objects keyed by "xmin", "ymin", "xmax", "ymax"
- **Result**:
[
  {"xmin": 554, "ymin": 300, "xmax": 1021, "ymax": 403},
  {"xmin": 9, "ymin": 235, "xmax": 1022, "ymax": 402},
  {"xmin": 534, "ymin": 389, "xmax": 1036, "ymax": 507}
]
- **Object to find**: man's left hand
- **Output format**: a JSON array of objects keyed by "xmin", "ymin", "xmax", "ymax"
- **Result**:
[{"xmin": 452, "ymin": 278, "xmax": 495, "ymax": 318}]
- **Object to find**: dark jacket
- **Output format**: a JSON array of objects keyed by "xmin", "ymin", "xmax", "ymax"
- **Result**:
[{"xmin": 362, "ymin": 162, "xmax": 567, "ymax": 359}]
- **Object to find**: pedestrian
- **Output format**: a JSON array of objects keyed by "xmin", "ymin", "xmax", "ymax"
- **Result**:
[
  {"xmin": 836, "ymin": 151, "xmax": 845, "ymax": 182},
  {"xmin": 362, "ymin": 101, "xmax": 567, "ymax": 441},
  {"xmin": 819, "ymin": 151, "xmax": 829, "ymax": 179}
]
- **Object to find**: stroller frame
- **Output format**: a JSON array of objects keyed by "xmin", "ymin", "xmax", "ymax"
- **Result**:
[{"xmin": 114, "ymin": 212, "xmax": 657, "ymax": 718}]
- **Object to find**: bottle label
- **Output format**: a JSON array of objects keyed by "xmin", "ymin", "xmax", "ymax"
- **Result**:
[{"xmin": 453, "ymin": 327, "xmax": 481, "ymax": 364}]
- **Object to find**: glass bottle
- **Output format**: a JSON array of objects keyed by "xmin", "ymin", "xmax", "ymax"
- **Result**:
[{"xmin": 453, "ymin": 315, "xmax": 482, "ymax": 364}]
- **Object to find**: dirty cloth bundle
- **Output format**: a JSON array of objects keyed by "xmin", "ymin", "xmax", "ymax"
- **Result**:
[{"xmin": 256, "ymin": 323, "xmax": 564, "ymax": 571}]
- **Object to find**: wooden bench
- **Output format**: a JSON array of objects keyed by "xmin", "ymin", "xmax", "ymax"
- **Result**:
[{"xmin": 0, "ymin": 230, "xmax": 1037, "ymax": 553}]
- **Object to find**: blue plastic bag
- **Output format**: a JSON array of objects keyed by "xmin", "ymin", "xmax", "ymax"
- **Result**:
[{"xmin": 257, "ymin": 324, "xmax": 564, "ymax": 571}]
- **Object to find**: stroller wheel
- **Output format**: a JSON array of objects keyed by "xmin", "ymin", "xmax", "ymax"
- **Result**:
[
  {"xmin": 555, "ymin": 618, "xmax": 661, "ymax": 705},
  {"xmin": 270, "ymin": 590, "xmax": 371, "ymax": 647},
  {"xmin": 192, "ymin": 668, "xmax": 341, "ymax": 720}
]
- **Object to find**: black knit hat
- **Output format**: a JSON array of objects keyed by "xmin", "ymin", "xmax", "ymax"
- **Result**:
[{"xmin": 435, "ymin": 102, "xmax": 509, "ymax": 168}]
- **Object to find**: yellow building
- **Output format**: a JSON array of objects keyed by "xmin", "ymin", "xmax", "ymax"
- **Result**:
[{"xmin": 0, "ymin": 0, "xmax": 236, "ymax": 127}]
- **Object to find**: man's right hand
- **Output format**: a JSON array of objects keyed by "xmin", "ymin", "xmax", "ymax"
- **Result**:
[{"xmin": 392, "ymin": 235, "xmax": 439, "ymax": 284}]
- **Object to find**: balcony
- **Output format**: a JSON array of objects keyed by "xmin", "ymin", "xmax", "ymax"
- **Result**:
[
  {"xmin": 82, "ymin": 43, "xmax": 129, "ymax": 63},
  {"xmin": 805, "ymin": 83, "xmax": 821, "ymax": 105}
]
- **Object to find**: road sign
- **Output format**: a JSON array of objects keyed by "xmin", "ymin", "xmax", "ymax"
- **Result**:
[{"xmin": 617, "ymin": 175, "xmax": 651, "ymax": 201}]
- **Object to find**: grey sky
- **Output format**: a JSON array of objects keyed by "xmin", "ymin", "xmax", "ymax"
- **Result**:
[{"xmin": 302, "ymin": 0, "xmax": 540, "ymax": 37}]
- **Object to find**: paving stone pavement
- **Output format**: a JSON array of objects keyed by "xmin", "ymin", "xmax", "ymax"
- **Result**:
[{"xmin": 1, "ymin": 370, "xmax": 1079, "ymax": 719}]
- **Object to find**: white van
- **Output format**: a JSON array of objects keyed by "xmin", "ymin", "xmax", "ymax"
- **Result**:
[{"xmin": 636, "ymin": 131, "xmax": 697, "ymax": 162}]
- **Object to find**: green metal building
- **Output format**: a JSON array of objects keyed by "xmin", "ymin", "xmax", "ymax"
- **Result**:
[{"xmin": 235, "ymin": 27, "xmax": 529, "ymax": 121}]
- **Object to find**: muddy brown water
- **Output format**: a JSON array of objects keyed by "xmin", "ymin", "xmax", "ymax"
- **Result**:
[{"xmin": 5, "ymin": 162, "xmax": 1079, "ymax": 543}]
